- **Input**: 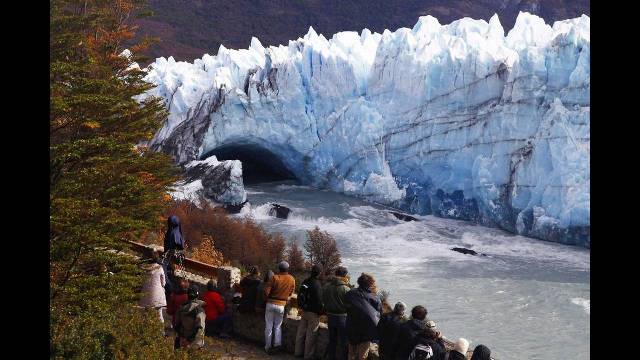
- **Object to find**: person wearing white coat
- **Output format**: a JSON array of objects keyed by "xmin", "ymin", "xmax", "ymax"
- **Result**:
[{"xmin": 139, "ymin": 251, "xmax": 167, "ymax": 324}]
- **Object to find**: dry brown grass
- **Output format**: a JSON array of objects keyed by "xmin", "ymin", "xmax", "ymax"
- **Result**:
[
  {"xmin": 156, "ymin": 200, "xmax": 287, "ymax": 271},
  {"xmin": 190, "ymin": 235, "xmax": 227, "ymax": 266}
]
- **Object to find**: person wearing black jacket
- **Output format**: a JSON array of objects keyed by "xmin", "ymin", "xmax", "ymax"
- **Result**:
[
  {"xmin": 239, "ymin": 266, "xmax": 262, "ymax": 313},
  {"xmin": 295, "ymin": 264, "xmax": 324, "ymax": 359},
  {"xmin": 377, "ymin": 302, "xmax": 407, "ymax": 359},
  {"xmin": 409, "ymin": 327, "xmax": 445, "ymax": 360},
  {"xmin": 394, "ymin": 305, "xmax": 429, "ymax": 360},
  {"xmin": 345, "ymin": 273, "xmax": 382, "ymax": 360}
]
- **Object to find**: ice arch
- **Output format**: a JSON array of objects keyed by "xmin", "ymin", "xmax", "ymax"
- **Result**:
[{"xmin": 202, "ymin": 141, "xmax": 298, "ymax": 184}]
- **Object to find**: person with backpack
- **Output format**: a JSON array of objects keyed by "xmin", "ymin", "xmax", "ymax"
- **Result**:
[
  {"xmin": 164, "ymin": 215, "xmax": 185, "ymax": 267},
  {"xmin": 408, "ymin": 327, "xmax": 445, "ymax": 360},
  {"xmin": 295, "ymin": 264, "xmax": 324, "ymax": 359},
  {"xmin": 201, "ymin": 279, "xmax": 232, "ymax": 338},
  {"xmin": 377, "ymin": 302, "xmax": 407, "ymax": 360},
  {"xmin": 345, "ymin": 273, "xmax": 382, "ymax": 360},
  {"xmin": 264, "ymin": 261, "xmax": 296, "ymax": 354},
  {"xmin": 322, "ymin": 266, "xmax": 352, "ymax": 360},
  {"xmin": 446, "ymin": 338, "xmax": 469, "ymax": 360},
  {"xmin": 394, "ymin": 305, "xmax": 429, "ymax": 360},
  {"xmin": 239, "ymin": 265, "xmax": 262, "ymax": 313},
  {"xmin": 174, "ymin": 285, "xmax": 206, "ymax": 350}
]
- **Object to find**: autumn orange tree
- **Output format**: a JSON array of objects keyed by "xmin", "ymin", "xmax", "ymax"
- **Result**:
[
  {"xmin": 304, "ymin": 226, "xmax": 342, "ymax": 278},
  {"xmin": 49, "ymin": 0, "xmax": 215, "ymax": 358}
]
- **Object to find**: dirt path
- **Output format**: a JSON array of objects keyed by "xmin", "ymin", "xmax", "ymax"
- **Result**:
[{"xmin": 207, "ymin": 337, "xmax": 298, "ymax": 360}]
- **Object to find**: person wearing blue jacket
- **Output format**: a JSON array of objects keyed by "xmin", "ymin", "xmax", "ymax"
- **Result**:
[{"xmin": 344, "ymin": 273, "xmax": 382, "ymax": 360}]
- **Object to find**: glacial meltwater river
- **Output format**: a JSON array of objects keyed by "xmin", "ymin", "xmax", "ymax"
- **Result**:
[{"xmin": 232, "ymin": 181, "xmax": 590, "ymax": 360}]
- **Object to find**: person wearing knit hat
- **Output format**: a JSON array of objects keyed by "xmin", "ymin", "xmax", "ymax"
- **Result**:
[
  {"xmin": 470, "ymin": 344, "xmax": 492, "ymax": 360},
  {"xmin": 448, "ymin": 338, "xmax": 469, "ymax": 360},
  {"xmin": 264, "ymin": 261, "xmax": 296, "ymax": 354},
  {"xmin": 278, "ymin": 261, "xmax": 290, "ymax": 272},
  {"xmin": 426, "ymin": 320, "xmax": 437, "ymax": 329},
  {"xmin": 377, "ymin": 301, "xmax": 408, "ymax": 359}
]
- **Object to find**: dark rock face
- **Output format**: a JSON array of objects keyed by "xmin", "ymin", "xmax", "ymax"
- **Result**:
[
  {"xmin": 269, "ymin": 204, "xmax": 291, "ymax": 219},
  {"xmin": 224, "ymin": 201, "xmax": 248, "ymax": 214},
  {"xmin": 390, "ymin": 211, "xmax": 419, "ymax": 222}
]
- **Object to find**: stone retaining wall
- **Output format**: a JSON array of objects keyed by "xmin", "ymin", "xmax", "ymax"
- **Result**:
[{"xmin": 136, "ymin": 243, "xmax": 478, "ymax": 359}]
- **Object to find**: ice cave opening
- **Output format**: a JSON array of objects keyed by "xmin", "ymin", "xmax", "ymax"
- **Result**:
[{"xmin": 203, "ymin": 143, "xmax": 297, "ymax": 184}]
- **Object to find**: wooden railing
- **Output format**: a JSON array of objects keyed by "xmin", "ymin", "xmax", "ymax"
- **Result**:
[{"xmin": 126, "ymin": 240, "xmax": 220, "ymax": 279}]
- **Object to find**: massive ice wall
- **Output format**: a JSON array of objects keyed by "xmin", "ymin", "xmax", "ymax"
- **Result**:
[{"xmin": 144, "ymin": 12, "xmax": 590, "ymax": 247}]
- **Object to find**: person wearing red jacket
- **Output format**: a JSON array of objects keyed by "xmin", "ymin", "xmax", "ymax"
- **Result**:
[{"xmin": 202, "ymin": 279, "xmax": 233, "ymax": 338}]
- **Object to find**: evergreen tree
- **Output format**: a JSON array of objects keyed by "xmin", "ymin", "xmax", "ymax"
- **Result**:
[{"xmin": 50, "ymin": 1, "xmax": 209, "ymax": 357}]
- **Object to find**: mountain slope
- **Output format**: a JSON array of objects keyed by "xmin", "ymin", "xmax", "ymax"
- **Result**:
[{"xmin": 134, "ymin": 0, "xmax": 589, "ymax": 62}]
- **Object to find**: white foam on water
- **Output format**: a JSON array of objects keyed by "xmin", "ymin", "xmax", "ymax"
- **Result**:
[
  {"xmin": 571, "ymin": 297, "xmax": 590, "ymax": 314},
  {"xmin": 250, "ymin": 203, "xmax": 589, "ymax": 271}
]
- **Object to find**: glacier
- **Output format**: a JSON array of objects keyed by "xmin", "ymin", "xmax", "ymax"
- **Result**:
[
  {"xmin": 143, "ymin": 12, "xmax": 590, "ymax": 247},
  {"xmin": 171, "ymin": 156, "xmax": 247, "ymax": 206}
]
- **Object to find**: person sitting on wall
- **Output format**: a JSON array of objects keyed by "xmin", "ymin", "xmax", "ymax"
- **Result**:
[
  {"xmin": 344, "ymin": 273, "xmax": 383, "ymax": 360},
  {"xmin": 239, "ymin": 265, "xmax": 262, "ymax": 313},
  {"xmin": 295, "ymin": 264, "xmax": 324, "ymax": 359},
  {"xmin": 202, "ymin": 279, "xmax": 233, "ymax": 338},
  {"xmin": 377, "ymin": 301, "xmax": 407, "ymax": 360},
  {"xmin": 263, "ymin": 261, "xmax": 296, "ymax": 354}
]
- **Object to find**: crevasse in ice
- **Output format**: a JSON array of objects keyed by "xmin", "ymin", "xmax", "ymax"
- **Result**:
[{"xmin": 143, "ymin": 12, "xmax": 590, "ymax": 246}]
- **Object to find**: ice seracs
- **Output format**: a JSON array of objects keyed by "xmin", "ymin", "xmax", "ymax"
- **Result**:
[
  {"xmin": 171, "ymin": 156, "xmax": 246, "ymax": 206},
  {"xmin": 144, "ymin": 12, "xmax": 590, "ymax": 247}
]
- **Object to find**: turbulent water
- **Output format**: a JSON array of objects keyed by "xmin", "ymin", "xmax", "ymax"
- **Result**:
[{"xmin": 233, "ymin": 180, "xmax": 590, "ymax": 360}]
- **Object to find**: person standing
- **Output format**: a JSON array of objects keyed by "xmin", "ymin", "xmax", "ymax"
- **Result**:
[
  {"xmin": 322, "ymin": 266, "xmax": 352, "ymax": 360},
  {"xmin": 377, "ymin": 302, "xmax": 407, "ymax": 360},
  {"xmin": 168, "ymin": 278, "xmax": 190, "ymax": 333},
  {"xmin": 163, "ymin": 215, "xmax": 185, "ymax": 267},
  {"xmin": 256, "ymin": 270, "xmax": 274, "ymax": 313},
  {"xmin": 139, "ymin": 250, "xmax": 167, "ymax": 326},
  {"xmin": 470, "ymin": 344, "xmax": 492, "ymax": 360},
  {"xmin": 447, "ymin": 338, "xmax": 469, "ymax": 360},
  {"xmin": 408, "ymin": 327, "xmax": 445, "ymax": 360},
  {"xmin": 344, "ymin": 273, "xmax": 382, "ymax": 360},
  {"xmin": 264, "ymin": 261, "xmax": 296, "ymax": 354},
  {"xmin": 239, "ymin": 266, "xmax": 262, "ymax": 313},
  {"xmin": 295, "ymin": 264, "xmax": 324, "ymax": 359},
  {"xmin": 394, "ymin": 305, "xmax": 429, "ymax": 360}
]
